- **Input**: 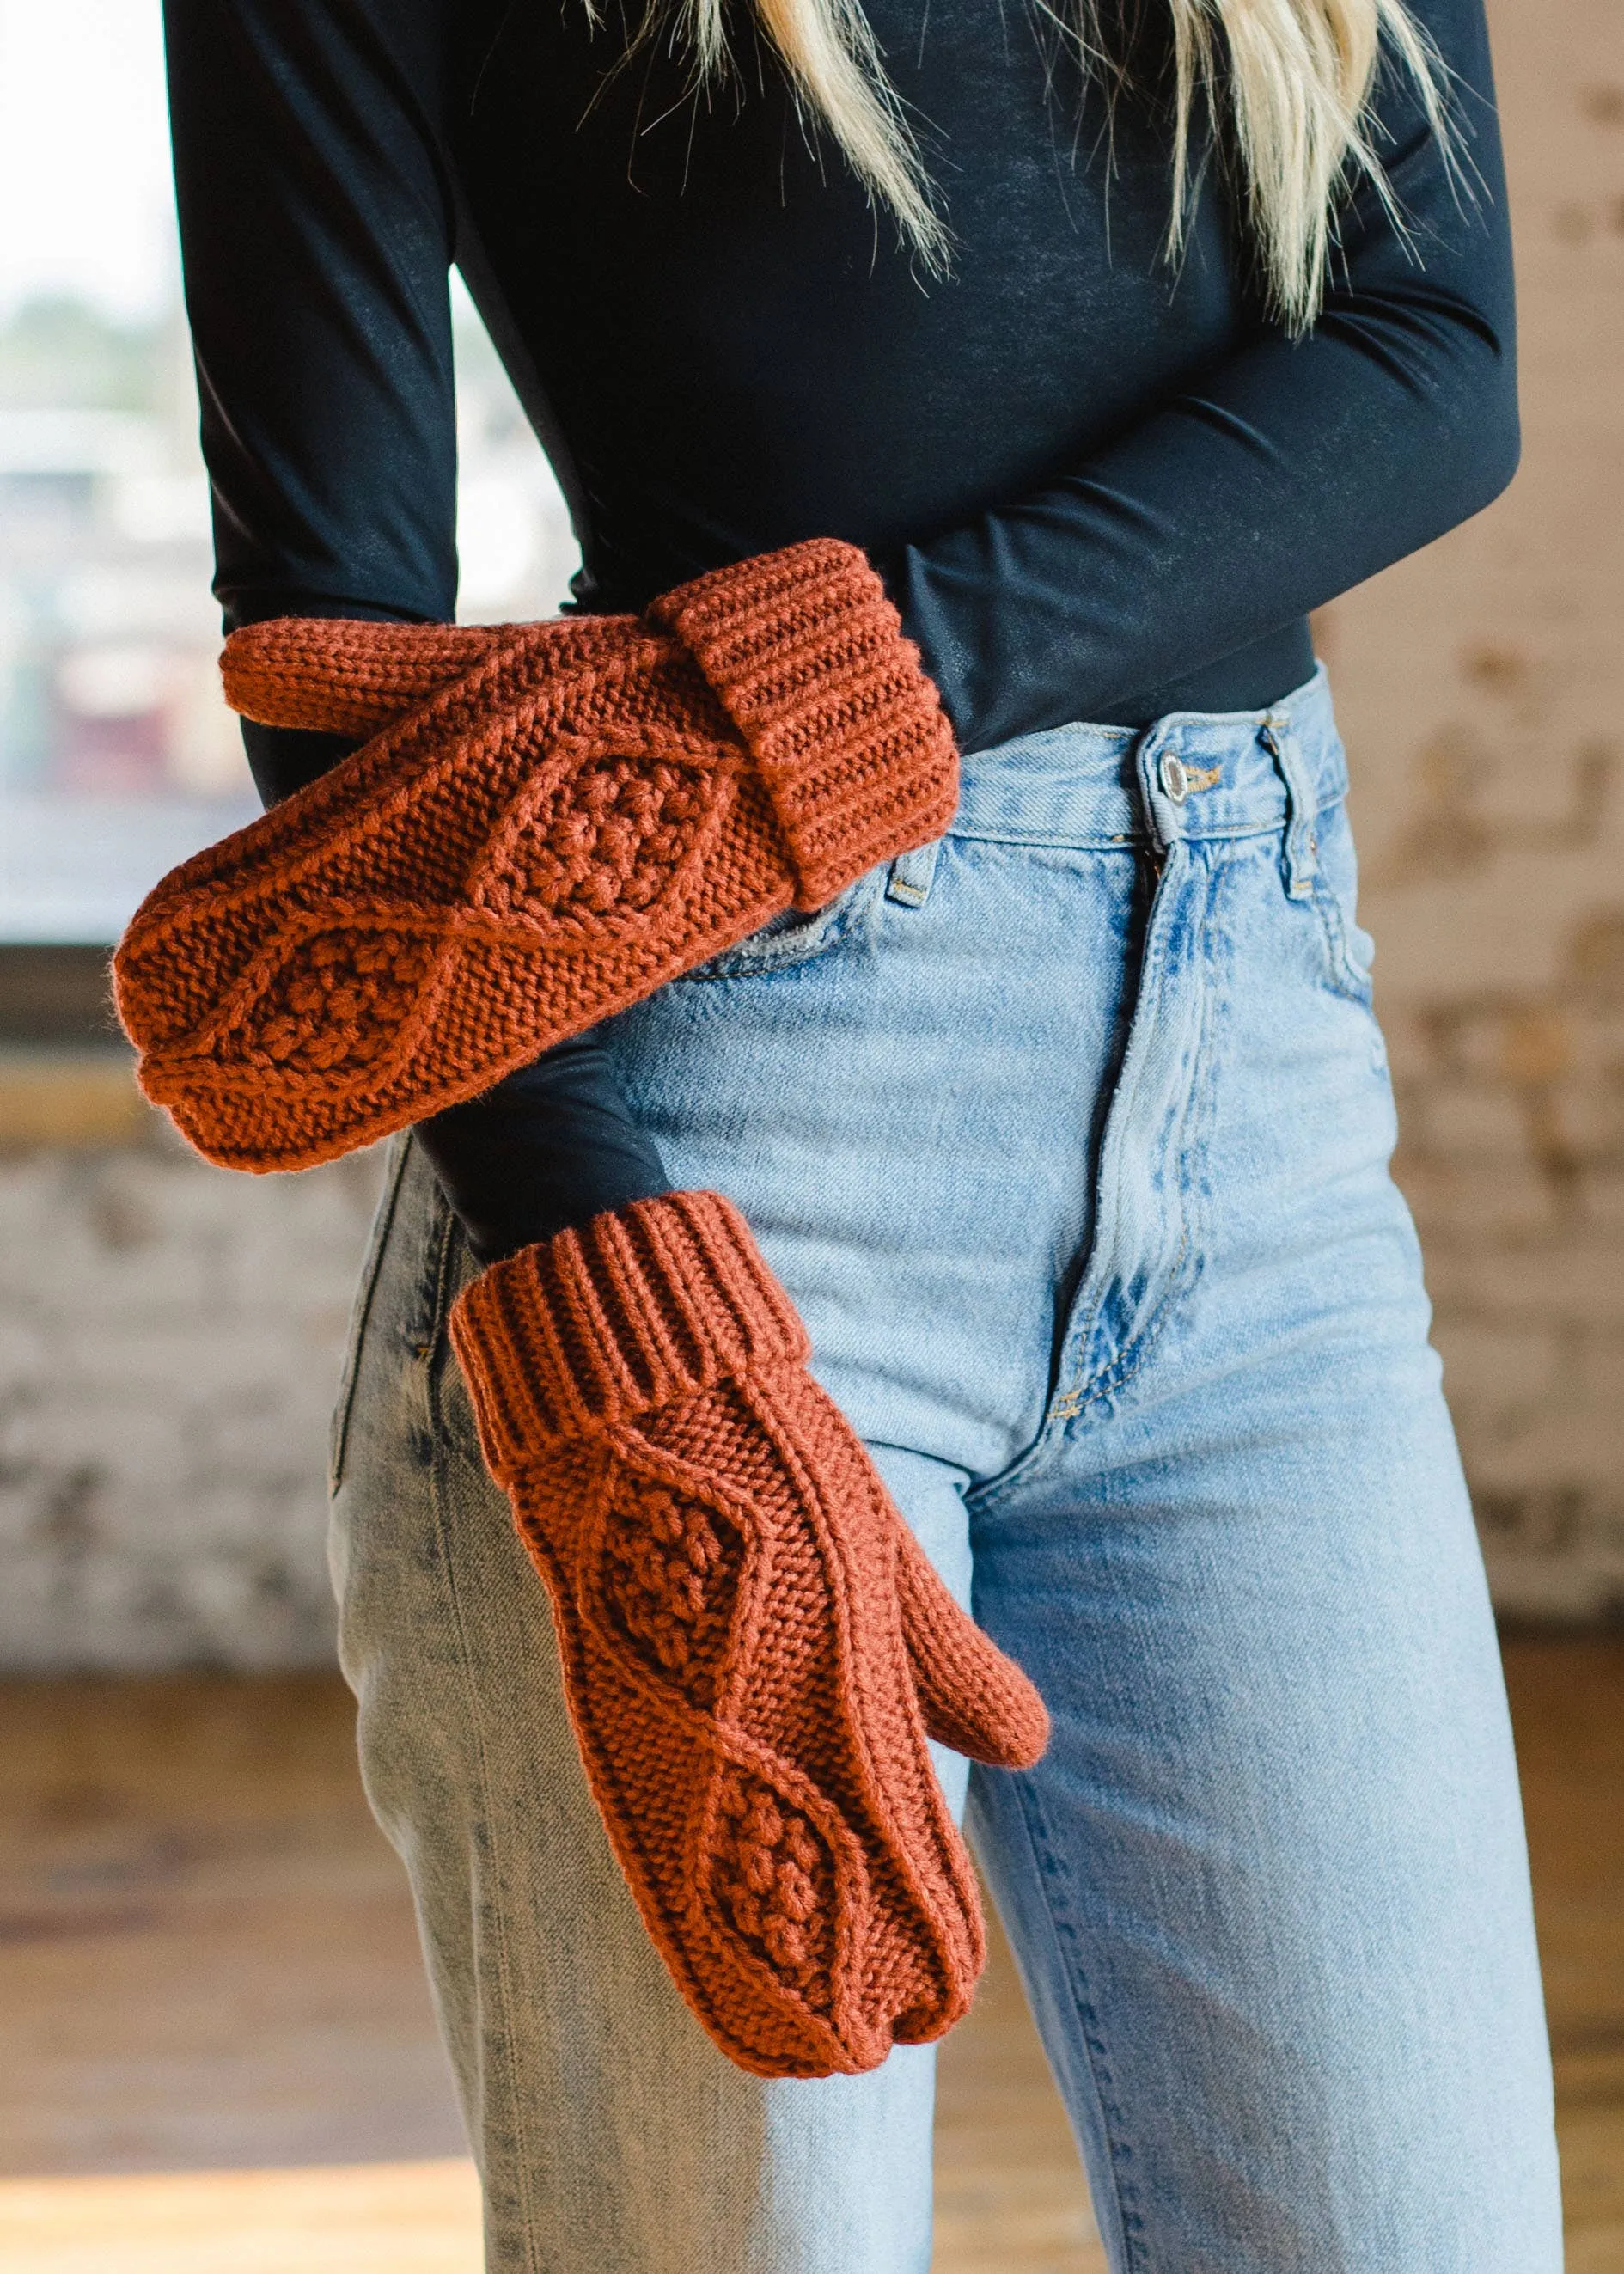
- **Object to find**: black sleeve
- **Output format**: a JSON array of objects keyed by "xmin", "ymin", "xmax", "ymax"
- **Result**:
[
  {"xmin": 888, "ymin": 0, "xmax": 1517, "ymax": 749},
  {"xmin": 164, "ymin": 0, "xmax": 668, "ymax": 1260},
  {"xmin": 164, "ymin": 0, "xmax": 458, "ymax": 627},
  {"xmin": 412, "ymin": 1038, "xmax": 672, "ymax": 1263}
]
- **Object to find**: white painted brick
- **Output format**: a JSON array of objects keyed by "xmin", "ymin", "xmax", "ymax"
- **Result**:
[
  {"xmin": 1412, "ymin": 1081, "xmax": 1532, "ymax": 1165},
  {"xmin": 1431, "ymin": 1238, "xmax": 1624, "ymax": 1330},
  {"xmin": 1397, "ymin": 1158, "xmax": 1563, "ymax": 1244},
  {"xmin": 1432, "ymin": 1321, "xmax": 1563, "ymax": 1419},
  {"xmin": 0, "ymin": 1141, "xmax": 380, "ymax": 1669}
]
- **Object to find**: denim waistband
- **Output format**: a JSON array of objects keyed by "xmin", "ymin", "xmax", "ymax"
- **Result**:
[{"xmin": 949, "ymin": 664, "xmax": 1342, "ymax": 853}]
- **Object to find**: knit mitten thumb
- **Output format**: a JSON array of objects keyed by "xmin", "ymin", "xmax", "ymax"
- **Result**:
[
  {"xmin": 448, "ymin": 1189, "xmax": 1047, "ymax": 2079},
  {"xmin": 113, "ymin": 539, "xmax": 955, "ymax": 1172}
]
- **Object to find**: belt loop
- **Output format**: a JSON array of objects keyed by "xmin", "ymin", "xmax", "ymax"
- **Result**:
[
  {"xmin": 1261, "ymin": 717, "xmax": 1318, "ymax": 899},
  {"xmin": 1133, "ymin": 731, "xmax": 1181, "ymax": 857},
  {"xmin": 885, "ymin": 836, "xmax": 941, "ymax": 908}
]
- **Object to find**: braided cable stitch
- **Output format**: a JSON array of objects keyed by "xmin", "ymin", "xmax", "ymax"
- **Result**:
[
  {"xmin": 449, "ymin": 1191, "xmax": 1049, "ymax": 2077},
  {"xmin": 113, "ymin": 540, "xmax": 956, "ymax": 1172}
]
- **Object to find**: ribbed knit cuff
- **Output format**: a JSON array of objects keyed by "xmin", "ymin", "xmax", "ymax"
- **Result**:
[
  {"xmin": 449, "ymin": 1190, "xmax": 811, "ymax": 1480},
  {"xmin": 651, "ymin": 540, "xmax": 958, "ymax": 910}
]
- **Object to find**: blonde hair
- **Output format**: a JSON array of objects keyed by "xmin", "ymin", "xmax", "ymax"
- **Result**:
[{"xmin": 656, "ymin": 0, "xmax": 1449, "ymax": 328}]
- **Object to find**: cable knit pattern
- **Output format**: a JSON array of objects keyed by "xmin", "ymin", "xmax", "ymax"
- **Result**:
[
  {"xmin": 113, "ymin": 540, "xmax": 956, "ymax": 1171},
  {"xmin": 449, "ymin": 1190, "xmax": 1049, "ymax": 2079}
]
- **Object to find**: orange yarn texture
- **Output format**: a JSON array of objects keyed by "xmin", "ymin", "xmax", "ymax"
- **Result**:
[
  {"xmin": 449, "ymin": 1189, "xmax": 1049, "ymax": 2077},
  {"xmin": 113, "ymin": 540, "xmax": 957, "ymax": 1171}
]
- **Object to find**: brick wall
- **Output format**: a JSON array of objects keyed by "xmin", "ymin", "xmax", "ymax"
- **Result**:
[
  {"xmin": 2, "ymin": 0, "xmax": 1621, "ymax": 1669},
  {"xmin": 0, "ymin": 1117, "xmax": 380, "ymax": 1671},
  {"xmin": 1321, "ymin": 0, "xmax": 1624, "ymax": 1619}
]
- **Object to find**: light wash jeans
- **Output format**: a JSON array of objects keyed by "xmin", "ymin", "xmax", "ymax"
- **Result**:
[{"xmin": 329, "ymin": 668, "xmax": 1562, "ymax": 2273}]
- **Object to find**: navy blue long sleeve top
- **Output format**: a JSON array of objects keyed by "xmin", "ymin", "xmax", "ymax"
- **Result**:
[{"xmin": 162, "ymin": 0, "xmax": 1517, "ymax": 1256}]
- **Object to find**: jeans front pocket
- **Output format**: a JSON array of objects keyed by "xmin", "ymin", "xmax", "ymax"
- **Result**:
[
  {"xmin": 675, "ymin": 862, "xmax": 888, "ymax": 982},
  {"xmin": 1308, "ymin": 796, "xmax": 1377, "ymax": 1006}
]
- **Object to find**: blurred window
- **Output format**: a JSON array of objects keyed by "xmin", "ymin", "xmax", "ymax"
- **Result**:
[{"xmin": 0, "ymin": 0, "xmax": 577, "ymax": 954}]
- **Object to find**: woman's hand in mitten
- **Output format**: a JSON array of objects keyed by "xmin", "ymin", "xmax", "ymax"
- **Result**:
[
  {"xmin": 448, "ymin": 1189, "xmax": 1047, "ymax": 2080},
  {"xmin": 113, "ymin": 541, "xmax": 955, "ymax": 1171}
]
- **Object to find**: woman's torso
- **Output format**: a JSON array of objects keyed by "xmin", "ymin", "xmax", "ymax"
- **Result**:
[
  {"xmin": 168, "ymin": 0, "xmax": 1507, "ymax": 743},
  {"xmin": 444, "ymin": 0, "xmax": 1308, "ymax": 713}
]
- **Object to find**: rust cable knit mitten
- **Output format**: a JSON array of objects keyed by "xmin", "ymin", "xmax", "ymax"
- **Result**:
[
  {"xmin": 448, "ymin": 1189, "xmax": 1049, "ymax": 2079},
  {"xmin": 113, "ymin": 540, "xmax": 956, "ymax": 1171}
]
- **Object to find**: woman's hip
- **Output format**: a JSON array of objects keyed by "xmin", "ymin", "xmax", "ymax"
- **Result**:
[{"xmin": 601, "ymin": 668, "xmax": 1424, "ymax": 1487}]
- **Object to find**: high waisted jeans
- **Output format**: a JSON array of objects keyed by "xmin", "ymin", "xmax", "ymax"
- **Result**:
[{"xmin": 329, "ymin": 668, "xmax": 1562, "ymax": 2273}]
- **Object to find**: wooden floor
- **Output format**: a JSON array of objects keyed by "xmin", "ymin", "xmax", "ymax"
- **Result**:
[{"xmin": 0, "ymin": 1637, "xmax": 1618, "ymax": 2271}]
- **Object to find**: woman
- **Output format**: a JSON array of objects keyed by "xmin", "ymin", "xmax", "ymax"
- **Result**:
[{"xmin": 134, "ymin": 0, "xmax": 1561, "ymax": 2260}]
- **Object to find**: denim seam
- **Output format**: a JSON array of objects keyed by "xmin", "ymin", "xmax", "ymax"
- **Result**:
[
  {"xmin": 423, "ymin": 1210, "xmax": 546, "ymax": 2274},
  {"xmin": 1054, "ymin": 848, "xmax": 1218, "ymax": 1419},
  {"xmin": 1054, "ymin": 967, "xmax": 1218, "ymax": 1425},
  {"xmin": 1071, "ymin": 851, "xmax": 1231, "ymax": 1422},
  {"xmin": 1306, "ymin": 876, "xmax": 1377, "ymax": 1007},
  {"xmin": 946, "ymin": 774, "xmax": 1347, "ymax": 859},
  {"xmin": 1048, "ymin": 890, "xmax": 1185, "ymax": 1411},
  {"xmin": 974, "ymin": 853, "xmax": 1226, "ymax": 1507},
  {"xmin": 1262, "ymin": 718, "xmax": 1321, "ymax": 898},
  {"xmin": 963, "ymin": 1378, "xmax": 1072, "ymax": 1519},
  {"xmin": 1003, "ymin": 1774, "xmax": 1151, "ymax": 2274},
  {"xmin": 945, "ymin": 816, "xmax": 1285, "ymax": 854},
  {"xmin": 328, "ymin": 1133, "xmax": 413, "ymax": 1496},
  {"xmin": 972, "ymin": 1081, "xmax": 1172, "ymax": 1501},
  {"xmin": 1048, "ymin": 1221, "xmax": 1194, "ymax": 1425},
  {"xmin": 964, "ymin": 859, "xmax": 1199, "ymax": 1517}
]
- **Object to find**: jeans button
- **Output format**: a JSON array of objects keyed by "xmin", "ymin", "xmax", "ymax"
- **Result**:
[{"xmin": 1159, "ymin": 751, "xmax": 1189, "ymax": 804}]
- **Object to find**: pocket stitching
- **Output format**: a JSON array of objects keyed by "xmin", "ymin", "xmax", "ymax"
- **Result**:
[
  {"xmin": 674, "ymin": 865, "xmax": 885, "ymax": 982},
  {"xmin": 1309, "ymin": 875, "xmax": 1375, "ymax": 1004},
  {"xmin": 327, "ymin": 1134, "xmax": 414, "ymax": 1495}
]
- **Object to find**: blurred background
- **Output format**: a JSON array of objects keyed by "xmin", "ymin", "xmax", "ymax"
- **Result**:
[{"xmin": 0, "ymin": 0, "xmax": 1620, "ymax": 2268}]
